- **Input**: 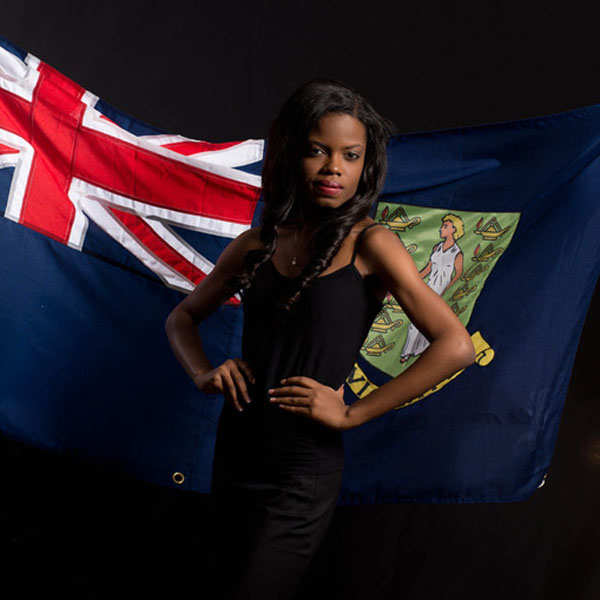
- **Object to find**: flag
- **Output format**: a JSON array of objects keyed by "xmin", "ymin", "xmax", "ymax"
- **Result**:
[{"xmin": 1, "ymin": 34, "xmax": 598, "ymax": 504}]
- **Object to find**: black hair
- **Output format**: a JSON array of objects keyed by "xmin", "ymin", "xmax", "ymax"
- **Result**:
[{"xmin": 224, "ymin": 77, "xmax": 396, "ymax": 313}]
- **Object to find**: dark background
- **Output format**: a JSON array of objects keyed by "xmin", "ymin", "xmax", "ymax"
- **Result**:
[{"xmin": 1, "ymin": 1, "xmax": 599, "ymax": 598}]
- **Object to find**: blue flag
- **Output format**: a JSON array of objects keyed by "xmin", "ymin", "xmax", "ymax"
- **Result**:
[{"xmin": 0, "ymin": 34, "xmax": 597, "ymax": 504}]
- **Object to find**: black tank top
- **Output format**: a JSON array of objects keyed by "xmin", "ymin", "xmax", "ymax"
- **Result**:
[{"xmin": 215, "ymin": 223, "xmax": 384, "ymax": 476}]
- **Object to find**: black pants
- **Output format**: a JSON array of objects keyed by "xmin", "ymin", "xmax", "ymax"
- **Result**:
[{"xmin": 209, "ymin": 466, "xmax": 343, "ymax": 600}]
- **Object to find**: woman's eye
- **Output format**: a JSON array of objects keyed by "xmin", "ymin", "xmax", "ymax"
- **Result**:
[{"xmin": 307, "ymin": 147, "xmax": 360, "ymax": 159}]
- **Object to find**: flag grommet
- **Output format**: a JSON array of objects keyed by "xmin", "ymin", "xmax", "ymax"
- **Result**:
[{"xmin": 172, "ymin": 471, "xmax": 185, "ymax": 485}]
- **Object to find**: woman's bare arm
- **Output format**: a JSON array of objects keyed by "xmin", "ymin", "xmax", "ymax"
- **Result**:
[
  {"xmin": 344, "ymin": 225, "xmax": 476, "ymax": 428},
  {"xmin": 164, "ymin": 227, "xmax": 260, "ymax": 381}
]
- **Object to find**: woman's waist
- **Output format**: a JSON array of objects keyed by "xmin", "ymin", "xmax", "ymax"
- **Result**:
[
  {"xmin": 245, "ymin": 363, "xmax": 349, "ymax": 397},
  {"xmin": 218, "ymin": 399, "xmax": 343, "ymax": 451}
]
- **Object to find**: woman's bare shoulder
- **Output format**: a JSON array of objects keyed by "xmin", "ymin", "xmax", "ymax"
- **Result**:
[
  {"xmin": 209, "ymin": 226, "xmax": 265, "ymax": 276},
  {"xmin": 350, "ymin": 217, "xmax": 381, "ymax": 236},
  {"xmin": 244, "ymin": 226, "xmax": 269, "ymax": 251}
]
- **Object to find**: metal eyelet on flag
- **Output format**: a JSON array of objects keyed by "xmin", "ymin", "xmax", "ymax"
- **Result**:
[
  {"xmin": 537, "ymin": 472, "xmax": 548, "ymax": 488},
  {"xmin": 172, "ymin": 471, "xmax": 185, "ymax": 485}
]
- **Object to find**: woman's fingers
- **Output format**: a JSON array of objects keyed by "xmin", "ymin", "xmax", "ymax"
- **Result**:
[
  {"xmin": 221, "ymin": 369, "xmax": 243, "ymax": 412},
  {"xmin": 235, "ymin": 358, "xmax": 256, "ymax": 385},
  {"xmin": 205, "ymin": 358, "xmax": 256, "ymax": 412},
  {"xmin": 231, "ymin": 363, "xmax": 252, "ymax": 405}
]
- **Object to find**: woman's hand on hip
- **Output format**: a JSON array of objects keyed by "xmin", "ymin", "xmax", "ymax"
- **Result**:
[
  {"xmin": 193, "ymin": 358, "xmax": 255, "ymax": 413},
  {"xmin": 267, "ymin": 376, "xmax": 350, "ymax": 430}
]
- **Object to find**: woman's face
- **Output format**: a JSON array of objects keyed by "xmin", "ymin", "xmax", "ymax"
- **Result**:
[
  {"xmin": 300, "ymin": 112, "xmax": 367, "ymax": 209},
  {"xmin": 439, "ymin": 220, "xmax": 456, "ymax": 240}
]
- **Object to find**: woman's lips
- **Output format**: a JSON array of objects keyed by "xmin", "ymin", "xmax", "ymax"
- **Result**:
[{"xmin": 315, "ymin": 182, "xmax": 343, "ymax": 196}]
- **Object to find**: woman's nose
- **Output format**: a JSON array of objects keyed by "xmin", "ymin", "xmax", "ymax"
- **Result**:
[{"xmin": 322, "ymin": 157, "xmax": 342, "ymax": 174}]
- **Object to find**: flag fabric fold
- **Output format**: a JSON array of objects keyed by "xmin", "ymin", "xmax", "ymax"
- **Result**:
[{"xmin": 0, "ymin": 34, "xmax": 598, "ymax": 504}]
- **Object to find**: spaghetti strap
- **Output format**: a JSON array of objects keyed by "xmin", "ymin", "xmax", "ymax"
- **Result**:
[{"xmin": 351, "ymin": 222, "xmax": 380, "ymax": 265}]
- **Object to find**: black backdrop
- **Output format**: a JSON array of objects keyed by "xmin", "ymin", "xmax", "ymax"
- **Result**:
[{"xmin": 1, "ymin": 2, "xmax": 599, "ymax": 599}]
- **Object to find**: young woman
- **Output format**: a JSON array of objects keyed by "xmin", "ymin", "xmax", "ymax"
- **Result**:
[{"xmin": 165, "ymin": 78, "xmax": 476, "ymax": 599}]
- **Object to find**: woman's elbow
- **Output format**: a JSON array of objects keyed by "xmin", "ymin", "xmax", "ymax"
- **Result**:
[
  {"xmin": 165, "ymin": 308, "xmax": 189, "ymax": 333},
  {"xmin": 458, "ymin": 335, "xmax": 476, "ymax": 365}
]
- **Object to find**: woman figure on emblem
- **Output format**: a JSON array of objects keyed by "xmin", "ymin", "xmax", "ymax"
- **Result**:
[{"xmin": 400, "ymin": 214, "xmax": 465, "ymax": 363}]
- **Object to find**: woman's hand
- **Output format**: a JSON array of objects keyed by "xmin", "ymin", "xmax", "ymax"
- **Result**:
[
  {"xmin": 193, "ymin": 358, "xmax": 255, "ymax": 413},
  {"xmin": 267, "ymin": 376, "xmax": 350, "ymax": 431}
]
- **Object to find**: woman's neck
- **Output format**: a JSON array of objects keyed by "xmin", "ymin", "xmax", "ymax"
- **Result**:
[{"xmin": 285, "ymin": 198, "xmax": 325, "ymax": 235}]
